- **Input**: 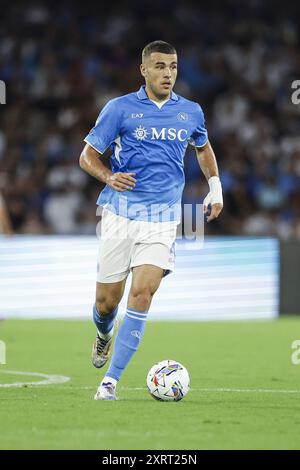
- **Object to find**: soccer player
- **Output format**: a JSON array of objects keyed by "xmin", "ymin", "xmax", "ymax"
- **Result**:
[{"xmin": 79, "ymin": 40, "xmax": 223, "ymax": 400}]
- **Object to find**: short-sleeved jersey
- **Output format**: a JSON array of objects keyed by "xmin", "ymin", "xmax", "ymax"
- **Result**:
[{"xmin": 84, "ymin": 85, "xmax": 208, "ymax": 222}]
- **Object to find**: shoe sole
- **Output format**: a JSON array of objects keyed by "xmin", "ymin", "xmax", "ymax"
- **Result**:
[{"xmin": 94, "ymin": 393, "xmax": 118, "ymax": 401}]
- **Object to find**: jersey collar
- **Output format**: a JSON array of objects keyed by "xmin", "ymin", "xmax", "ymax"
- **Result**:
[{"xmin": 136, "ymin": 85, "xmax": 178, "ymax": 102}]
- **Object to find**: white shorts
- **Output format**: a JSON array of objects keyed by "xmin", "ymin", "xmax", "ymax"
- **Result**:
[{"xmin": 97, "ymin": 209, "xmax": 177, "ymax": 283}]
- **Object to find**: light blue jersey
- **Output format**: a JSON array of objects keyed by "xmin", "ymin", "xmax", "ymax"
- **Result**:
[{"xmin": 84, "ymin": 85, "xmax": 208, "ymax": 222}]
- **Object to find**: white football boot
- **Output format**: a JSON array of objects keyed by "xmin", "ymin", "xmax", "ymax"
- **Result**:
[
  {"xmin": 92, "ymin": 318, "xmax": 118, "ymax": 369},
  {"xmin": 92, "ymin": 333, "xmax": 113, "ymax": 369},
  {"xmin": 94, "ymin": 381, "xmax": 118, "ymax": 401}
]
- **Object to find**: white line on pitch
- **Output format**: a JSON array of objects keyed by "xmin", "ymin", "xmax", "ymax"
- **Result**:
[
  {"xmin": 52, "ymin": 386, "xmax": 300, "ymax": 395},
  {"xmin": 124, "ymin": 387, "xmax": 300, "ymax": 394},
  {"xmin": 0, "ymin": 373, "xmax": 297, "ymax": 395},
  {"xmin": 0, "ymin": 370, "xmax": 70, "ymax": 388},
  {"xmin": 194, "ymin": 387, "xmax": 300, "ymax": 394}
]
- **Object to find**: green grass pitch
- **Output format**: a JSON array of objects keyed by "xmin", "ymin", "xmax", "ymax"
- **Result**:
[{"xmin": 0, "ymin": 317, "xmax": 300, "ymax": 449}]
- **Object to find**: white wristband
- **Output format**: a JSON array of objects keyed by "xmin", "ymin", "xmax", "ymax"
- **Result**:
[{"xmin": 204, "ymin": 176, "xmax": 223, "ymax": 206}]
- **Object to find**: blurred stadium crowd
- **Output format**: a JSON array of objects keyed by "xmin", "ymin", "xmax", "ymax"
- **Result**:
[{"xmin": 0, "ymin": 1, "xmax": 299, "ymax": 237}]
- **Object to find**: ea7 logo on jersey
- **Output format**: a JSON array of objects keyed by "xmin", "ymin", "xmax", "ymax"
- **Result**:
[
  {"xmin": 131, "ymin": 113, "xmax": 143, "ymax": 118},
  {"xmin": 133, "ymin": 126, "xmax": 188, "ymax": 142}
]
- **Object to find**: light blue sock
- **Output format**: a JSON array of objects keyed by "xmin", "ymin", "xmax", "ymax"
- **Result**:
[
  {"xmin": 93, "ymin": 304, "xmax": 118, "ymax": 337},
  {"xmin": 105, "ymin": 307, "xmax": 147, "ymax": 381}
]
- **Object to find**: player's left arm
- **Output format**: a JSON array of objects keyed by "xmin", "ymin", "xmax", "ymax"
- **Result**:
[{"xmin": 195, "ymin": 141, "xmax": 223, "ymax": 223}]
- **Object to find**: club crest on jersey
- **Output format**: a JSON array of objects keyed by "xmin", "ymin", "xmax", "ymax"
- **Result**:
[
  {"xmin": 133, "ymin": 126, "xmax": 188, "ymax": 142},
  {"xmin": 177, "ymin": 112, "xmax": 188, "ymax": 122}
]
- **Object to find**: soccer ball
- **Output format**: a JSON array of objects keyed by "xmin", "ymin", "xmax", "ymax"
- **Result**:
[{"xmin": 146, "ymin": 359, "xmax": 190, "ymax": 402}]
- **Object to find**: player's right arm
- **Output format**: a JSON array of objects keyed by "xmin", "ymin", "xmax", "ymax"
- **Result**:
[
  {"xmin": 80, "ymin": 99, "xmax": 136, "ymax": 192},
  {"xmin": 79, "ymin": 144, "xmax": 136, "ymax": 192}
]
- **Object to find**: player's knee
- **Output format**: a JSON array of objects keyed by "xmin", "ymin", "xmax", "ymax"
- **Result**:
[{"xmin": 96, "ymin": 295, "xmax": 118, "ymax": 315}]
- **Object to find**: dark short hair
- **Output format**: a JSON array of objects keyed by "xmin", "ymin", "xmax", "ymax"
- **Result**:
[{"xmin": 142, "ymin": 40, "xmax": 177, "ymax": 61}]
